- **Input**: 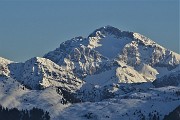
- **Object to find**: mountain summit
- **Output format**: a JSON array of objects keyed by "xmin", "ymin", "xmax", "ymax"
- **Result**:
[{"xmin": 88, "ymin": 25, "xmax": 133, "ymax": 38}]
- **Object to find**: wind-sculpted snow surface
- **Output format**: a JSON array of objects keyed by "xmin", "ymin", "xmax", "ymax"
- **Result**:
[{"xmin": 0, "ymin": 26, "xmax": 180, "ymax": 120}]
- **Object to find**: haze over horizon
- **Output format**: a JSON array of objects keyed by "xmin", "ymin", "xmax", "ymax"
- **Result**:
[{"xmin": 0, "ymin": 0, "xmax": 179, "ymax": 62}]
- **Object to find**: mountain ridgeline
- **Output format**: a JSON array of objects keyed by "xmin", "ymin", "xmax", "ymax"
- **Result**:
[
  {"xmin": 1, "ymin": 25, "xmax": 180, "ymax": 98},
  {"xmin": 0, "ymin": 26, "xmax": 179, "ymax": 120}
]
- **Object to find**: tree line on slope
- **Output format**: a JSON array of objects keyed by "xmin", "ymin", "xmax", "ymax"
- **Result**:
[
  {"xmin": 0, "ymin": 105, "xmax": 50, "ymax": 120},
  {"xmin": 163, "ymin": 105, "xmax": 180, "ymax": 120}
]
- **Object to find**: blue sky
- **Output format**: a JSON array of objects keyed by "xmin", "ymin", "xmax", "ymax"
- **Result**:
[{"xmin": 0, "ymin": 0, "xmax": 179, "ymax": 62}]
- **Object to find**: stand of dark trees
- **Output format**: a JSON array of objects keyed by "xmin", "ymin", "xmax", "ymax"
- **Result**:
[
  {"xmin": 163, "ymin": 105, "xmax": 180, "ymax": 120},
  {"xmin": 0, "ymin": 105, "xmax": 50, "ymax": 120},
  {"xmin": 56, "ymin": 87, "xmax": 81, "ymax": 104}
]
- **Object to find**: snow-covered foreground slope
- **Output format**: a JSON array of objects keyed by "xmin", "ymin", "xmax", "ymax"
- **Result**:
[
  {"xmin": 0, "ymin": 77, "xmax": 70, "ymax": 120},
  {"xmin": 0, "ymin": 76, "xmax": 180, "ymax": 120},
  {"xmin": 0, "ymin": 26, "xmax": 180, "ymax": 120},
  {"xmin": 59, "ymin": 92, "xmax": 180, "ymax": 120}
]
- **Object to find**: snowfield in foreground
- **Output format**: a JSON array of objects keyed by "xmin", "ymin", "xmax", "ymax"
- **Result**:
[{"xmin": 0, "ymin": 77, "xmax": 180, "ymax": 120}]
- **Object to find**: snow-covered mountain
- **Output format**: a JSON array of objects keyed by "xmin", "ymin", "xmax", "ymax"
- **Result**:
[
  {"xmin": 44, "ymin": 25, "xmax": 180, "ymax": 84},
  {"xmin": 7, "ymin": 57, "xmax": 84, "ymax": 91},
  {"xmin": 0, "ymin": 26, "xmax": 179, "ymax": 120}
]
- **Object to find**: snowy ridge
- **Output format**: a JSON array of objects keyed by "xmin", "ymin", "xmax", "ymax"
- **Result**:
[{"xmin": 10, "ymin": 57, "xmax": 84, "ymax": 91}]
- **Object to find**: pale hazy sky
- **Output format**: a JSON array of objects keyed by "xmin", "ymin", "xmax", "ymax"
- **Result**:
[{"xmin": 0, "ymin": 0, "xmax": 179, "ymax": 62}]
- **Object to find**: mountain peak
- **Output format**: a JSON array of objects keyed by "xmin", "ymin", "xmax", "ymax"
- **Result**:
[
  {"xmin": 88, "ymin": 25, "xmax": 120, "ymax": 38},
  {"xmin": 88, "ymin": 25, "xmax": 133, "ymax": 38}
]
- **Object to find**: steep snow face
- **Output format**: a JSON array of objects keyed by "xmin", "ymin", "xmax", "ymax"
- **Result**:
[
  {"xmin": 9, "ymin": 57, "xmax": 84, "ymax": 90},
  {"xmin": 88, "ymin": 26, "xmax": 131, "ymax": 59},
  {"xmin": 88, "ymin": 26, "xmax": 133, "ymax": 59},
  {"xmin": 84, "ymin": 66, "xmax": 118, "ymax": 86},
  {"xmin": 88, "ymin": 35, "xmax": 132, "ymax": 59}
]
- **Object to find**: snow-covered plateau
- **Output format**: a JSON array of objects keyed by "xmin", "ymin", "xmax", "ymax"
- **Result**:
[{"xmin": 0, "ymin": 26, "xmax": 179, "ymax": 120}]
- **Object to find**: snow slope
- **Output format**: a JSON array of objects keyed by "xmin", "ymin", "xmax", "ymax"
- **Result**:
[
  {"xmin": 58, "ymin": 86, "xmax": 180, "ymax": 120},
  {"xmin": 0, "ymin": 77, "xmax": 69, "ymax": 120},
  {"xmin": 0, "ymin": 76, "xmax": 179, "ymax": 120}
]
